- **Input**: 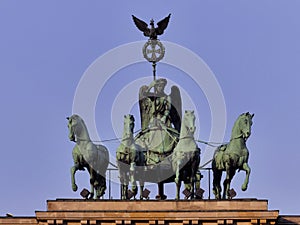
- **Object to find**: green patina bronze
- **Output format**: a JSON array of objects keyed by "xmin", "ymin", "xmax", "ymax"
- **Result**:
[
  {"xmin": 212, "ymin": 112, "xmax": 254, "ymax": 199},
  {"xmin": 116, "ymin": 114, "xmax": 146, "ymax": 200},
  {"xmin": 116, "ymin": 111, "xmax": 200, "ymax": 199},
  {"xmin": 116, "ymin": 88, "xmax": 202, "ymax": 199},
  {"xmin": 136, "ymin": 78, "xmax": 181, "ymax": 158},
  {"xmin": 134, "ymin": 78, "xmax": 182, "ymax": 199},
  {"xmin": 67, "ymin": 114, "xmax": 109, "ymax": 199},
  {"xmin": 172, "ymin": 110, "xmax": 201, "ymax": 200}
]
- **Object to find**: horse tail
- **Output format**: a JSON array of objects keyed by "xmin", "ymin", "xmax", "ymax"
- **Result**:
[{"xmin": 212, "ymin": 144, "xmax": 227, "ymax": 171}]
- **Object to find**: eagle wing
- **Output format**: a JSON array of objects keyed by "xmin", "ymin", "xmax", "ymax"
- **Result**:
[
  {"xmin": 132, "ymin": 15, "xmax": 150, "ymax": 37},
  {"xmin": 155, "ymin": 13, "xmax": 171, "ymax": 35}
]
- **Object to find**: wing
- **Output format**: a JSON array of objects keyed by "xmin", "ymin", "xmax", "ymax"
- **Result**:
[
  {"xmin": 139, "ymin": 85, "xmax": 152, "ymax": 131},
  {"xmin": 170, "ymin": 85, "xmax": 182, "ymax": 132},
  {"xmin": 155, "ymin": 13, "xmax": 171, "ymax": 35},
  {"xmin": 132, "ymin": 15, "xmax": 150, "ymax": 37}
]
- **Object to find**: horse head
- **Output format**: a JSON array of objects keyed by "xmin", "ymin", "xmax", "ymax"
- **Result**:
[
  {"xmin": 182, "ymin": 110, "xmax": 196, "ymax": 136},
  {"xmin": 67, "ymin": 115, "xmax": 76, "ymax": 142},
  {"xmin": 238, "ymin": 112, "xmax": 254, "ymax": 140},
  {"xmin": 67, "ymin": 114, "xmax": 87, "ymax": 142}
]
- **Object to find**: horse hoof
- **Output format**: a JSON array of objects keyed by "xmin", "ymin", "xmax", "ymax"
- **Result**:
[
  {"xmin": 89, "ymin": 193, "xmax": 94, "ymax": 199},
  {"xmin": 72, "ymin": 184, "xmax": 78, "ymax": 192},
  {"xmin": 96, "ymin": 192, "xmax": 102, "ymax": 199},
  {"xmin": 161, "ymin": 194, "xmax": 167, "ymax": 200},
  {"xmin": 155, "ymin": 194, "xmax": 167, "ymax": 200}
]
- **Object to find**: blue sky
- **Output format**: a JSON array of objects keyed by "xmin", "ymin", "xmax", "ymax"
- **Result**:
[{"xmin": 0, "ymin": 0, "xmax": 300, "ymax": 216}]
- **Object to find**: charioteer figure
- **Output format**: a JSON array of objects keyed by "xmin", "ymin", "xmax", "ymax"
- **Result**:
[{"xmin": 137, "ymin": 78, "xmax": 182, "ymax": 166}]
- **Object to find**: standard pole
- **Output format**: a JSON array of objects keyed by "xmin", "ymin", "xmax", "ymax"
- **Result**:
[{"xmin": 152, "ymin": 61, "xmax": 156, "ymax": 81}]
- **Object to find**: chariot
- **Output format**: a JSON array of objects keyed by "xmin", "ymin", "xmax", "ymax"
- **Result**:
[{"xmin": 116, "ymin": 77, "xmax": 201, "ymax": 200}]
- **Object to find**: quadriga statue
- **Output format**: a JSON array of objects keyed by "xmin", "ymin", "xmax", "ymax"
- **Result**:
[{"xmin": 67, "ymin": 114, "xmax": 109, "ymax": 199}]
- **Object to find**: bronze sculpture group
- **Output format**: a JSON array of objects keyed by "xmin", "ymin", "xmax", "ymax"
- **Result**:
[
  {"xmin": 66, "ymin": 14, "xmax": 255, "ymax": 200},
  {"xmin": 67, "ymin": 78, "xmax": 254, "ymax": 200}
]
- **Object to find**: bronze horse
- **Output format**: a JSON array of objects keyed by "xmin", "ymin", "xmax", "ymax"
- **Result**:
[
  {"xmin": 172, "ymin": 110, "xmax": 201, "ymax": 200},
  {"xmin": 67, "ymin": 114, "xmax": 109, "ymax": 199},
  {"xmin": 116, "ymin": 114, "xmax": 145, "ymax": 199},
  {"xmin": 212, "ymin": 112, "xmax": 254, "ymax": 199}
]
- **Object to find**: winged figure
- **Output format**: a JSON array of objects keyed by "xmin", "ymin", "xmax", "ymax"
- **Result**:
[
  {"xmin": 132, "ymin": 14, "xmax": 171, "ymax": 40},
  {"xmin": 138, "ymin": 78, "xmax": 182, "ymax": 133}
]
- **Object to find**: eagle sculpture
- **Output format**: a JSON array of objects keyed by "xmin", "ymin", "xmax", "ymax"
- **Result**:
[{"xmin": 132, "ymin": 14, "xmax": 171, "ymax": 40}]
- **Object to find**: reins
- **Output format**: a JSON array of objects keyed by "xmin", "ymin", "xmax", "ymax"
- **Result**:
[
  {"xmin": 72, "ymin": 123, "xmax": 228, "ymax": 148},
  {"xmin": 71, "ymin": 120, "xmax": 227, "ymax": 170}
]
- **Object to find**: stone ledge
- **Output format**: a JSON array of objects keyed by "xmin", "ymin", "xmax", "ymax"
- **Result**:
[
  {"xmin": 0, "ymin": 217, "xmax": 37, "ymax": 225},
  {"xmin": 47, "ymin": 199, "xmax": 269, "ymax": 212},
  {"xmin": 36, "ymin": 210, "xmax": 279, "ymax": 220},
  {"xmin": 0, "ymin": 199, "xmax": 282, "ymax": 225}
]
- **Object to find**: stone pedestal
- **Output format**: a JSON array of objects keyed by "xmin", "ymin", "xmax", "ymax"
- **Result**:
[{"xmin": 32, "ymin": 199, "xmax": 278, "ymax": 225}]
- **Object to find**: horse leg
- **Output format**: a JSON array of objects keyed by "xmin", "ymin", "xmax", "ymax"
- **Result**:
[
  {"xmin": 95, "ymin": 174, "xmax": 106, "ymax": 199},
  {"xmin": 156, "ymin": 182, "xmax": 167, "ymax": 200},
  {"xmin": 139, "ymin": 180, "xmax": 145, "ymax": 200},
  {"xmin": 89, "ymin": 183, "xmax": 95, "ymax": 199},
  {"xmin": 70, "ymin": 165, "xmax": 79, "ymax": 192},
  {"xmin": 190, "ymin": 176, "xmax": 195, "ymax": 200},
  {"xmin": 182, "ymin": 169, "xmax": 194, "ymax": 200},
  {"xmin": 193, "ymin": 151, "xmax": 201, "ymax": 199},
  {"xmin": 130, "ymin": 163, "xmax": 137, "ymax": 198},
  {"xmin": 175, "ymin": 179, "xmax": 181, "ymax": 200},
  {"xmin": 124, "ymin": 184, "xmax": 129, "ymax": 199},
  {"xmin": 119, "ymin": 172, "xmax": 124, "ymax": 200},
  {"xmin": 120, "ymin": 184, "xmax": 127, "ymax": 200},
  {"xmin": 195, "ymin": 172, "xmax": 202, "ymax": 199},
  {"xmin": 190, "ymin": 157, "xmax": 199, "ymax": 199},
  {"xmin": 175, "ymin": 159, "xmax": 182, "ymax": 200},
  {"xmin": 120, "ymin": 183, "xmax": 124, "ymax": 200},
  {"xmin": 223, "ymin": 167, "xmax": 236, "ymax": 199},
  {"xmin": 222, "ymin": 162, "xmax": 230, "ymax": 199},
  {"xmin": 212, "ymin": 167, "xmax": 222, "ymax": 199},
  {"xmin": 101, "ymin": 175, "xmax": 107, "ymax": 197},
  {"xmin": 120, "ymin": 176, "xmax": 129, "ymax": 200},
  {"xmin": 120, "ymin": 170, "xmax": 129, "ymax": 200},
  {"xmin": 174, "ymin": 157, "xmax": 182, "ymax": 184},
  {"xmin": 88, "ymin": 167, "xmax": 95, "ymax": 199},
  {"xmin": 131, "ymin": 179, "xmax": 137, "ymax": 199},
  {"xmin": 241, "ymin": 162, "xmax": 251, "ymax": 191}
]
